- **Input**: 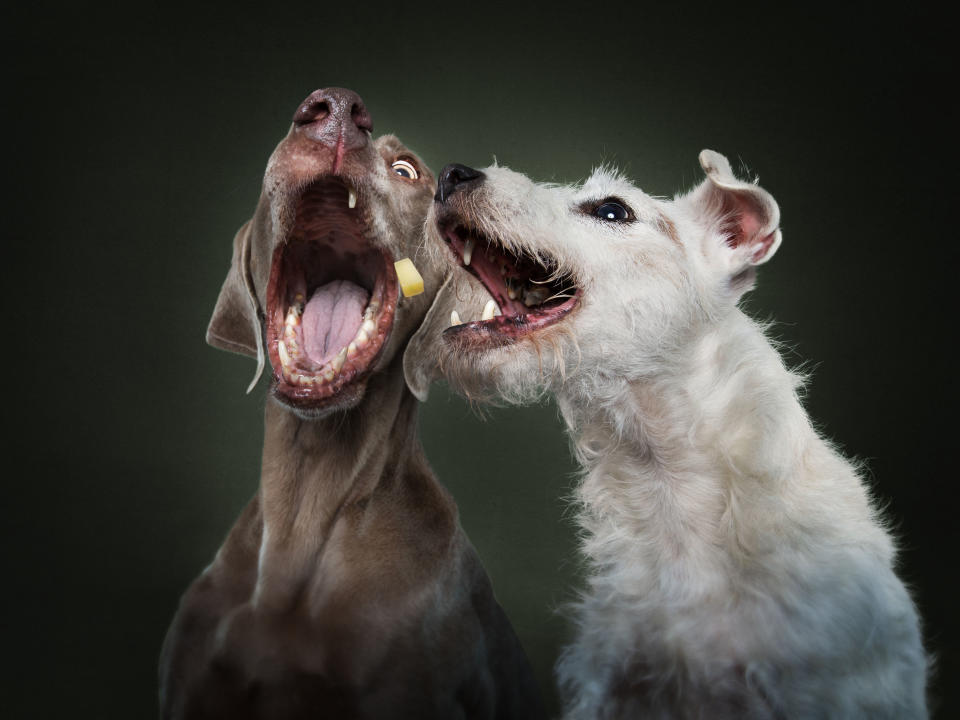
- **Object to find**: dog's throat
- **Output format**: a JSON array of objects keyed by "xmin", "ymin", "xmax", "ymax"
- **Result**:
[{"xmin": 300, "ymin": 280, "xmax": 369, "ymax": 365}]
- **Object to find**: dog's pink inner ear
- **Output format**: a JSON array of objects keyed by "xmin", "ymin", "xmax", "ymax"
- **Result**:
[{"xmin": 719, "ymin": 190, "xmax": 778, "ymax": 264}]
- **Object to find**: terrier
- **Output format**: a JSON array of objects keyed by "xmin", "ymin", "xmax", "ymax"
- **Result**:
[{"xmin": 406, "ymin": 155, "xmax": 929, "ymax": 718}]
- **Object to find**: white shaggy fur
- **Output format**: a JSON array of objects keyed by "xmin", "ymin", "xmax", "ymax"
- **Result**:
[{"xmin": 421, "ymin": 152, "xmax": 928, "ymax": 718}]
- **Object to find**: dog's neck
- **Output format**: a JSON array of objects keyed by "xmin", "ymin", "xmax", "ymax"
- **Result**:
[
  {"xmin": 559, "ymin": 310, "xmax": 885, "ymax": 587},
  {"xmin": 253, "ymin": 360, "xmax": 422, "ymax": 610}
]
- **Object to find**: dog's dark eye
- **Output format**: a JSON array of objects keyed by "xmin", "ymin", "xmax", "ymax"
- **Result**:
[
  {"xmin": 391, "ymin": 159, "xmax": 419, "ymax": 180},
  {"xmin": 594, "ymin": 201, "xmax": 630, "ymax": 222}
]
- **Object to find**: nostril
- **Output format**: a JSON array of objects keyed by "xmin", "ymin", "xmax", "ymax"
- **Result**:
[
  {"xmin": 294, "ymin": 100, "xmax": 329, "ymax": 126},
  {"xmin": 351, "ymin": 102, "xmax": 373, "ymax": 134}
]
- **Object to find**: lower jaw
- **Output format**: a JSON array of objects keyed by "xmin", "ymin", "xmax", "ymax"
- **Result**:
[
  {"xmin": 443, "ymin": 292, "xmax": 582, "ymax": 350},
  {"xmin": 265, "ymin": 270, "xmax": 398, "ymax": 411},
  {"xmin": 270, "ymin": 376, "xmax": 369, "ymax": 417}
]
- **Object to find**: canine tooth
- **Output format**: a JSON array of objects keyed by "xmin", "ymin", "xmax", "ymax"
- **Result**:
[
  {"xmin": 278, "ymin": 340, "xmax": 292, "ymax": 367},
  {"xmin": 331, "ymin": 347, "xmax": 347, "ymax": 372},
  {"xmin": 394, "ymin": 258, "xmax": 424, "ymax": 297},
  {"xmin": 450, "ymin": 310, "xmax": 462, "ymax": 326},
  {"xmin": 347, "ymin": 341, "xmax": 358, "ymax": 358},
  {"xmin": 507, "ymin": 281, "xmax": 517, "ymax": 300},
  {"xmin": 362, "ymin": 318, "xmax": 376, "ymax": 335},
  {"xmin": 463, "ymin": 237, "xmax": 474, "ymax": 266},
  {"xmin": 482, "ymin": 300, "xmax": 498, "ymax": 321},
  {"xmin": 348, "ymin": 187, "xmax": 357, "ymax": 209}
]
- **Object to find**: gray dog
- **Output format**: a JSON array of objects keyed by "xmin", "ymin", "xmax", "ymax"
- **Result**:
[{"xmin": 159, "ymin": 89, "xmax": 544, "ymax": 720}]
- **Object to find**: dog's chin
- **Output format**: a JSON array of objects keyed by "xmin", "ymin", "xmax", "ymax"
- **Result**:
[
  {"xmin": 265, "ymin": 176, "xmax": 400, "ymax": 414},
  {"xmin": 270, "ymin": 378, "xmax": 368, "ymax": 420}
]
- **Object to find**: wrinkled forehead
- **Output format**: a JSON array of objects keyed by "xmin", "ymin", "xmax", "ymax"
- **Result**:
[{"xmin": 374, "ymin": 134, "xmax": 435, "ymax": 183}]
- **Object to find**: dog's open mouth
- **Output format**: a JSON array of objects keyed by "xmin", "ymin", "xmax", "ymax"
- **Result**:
[
  {"xmin": 266, "ymin": 178, "xmax": 397, "ymax": 407},
  {"xmin": 441, "ymin": 224, "xmax": 581, "ymax": 343}
]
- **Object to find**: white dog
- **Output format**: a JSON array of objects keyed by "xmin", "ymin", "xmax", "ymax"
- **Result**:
[{"xmin": 405, "ymin": 155, "xmax": 929, "ymax": 718}]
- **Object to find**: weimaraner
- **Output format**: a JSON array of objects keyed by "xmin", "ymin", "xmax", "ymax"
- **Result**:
[{"xmin": 159, "ymin": 88, "xmax": 545, "ymax": 720}]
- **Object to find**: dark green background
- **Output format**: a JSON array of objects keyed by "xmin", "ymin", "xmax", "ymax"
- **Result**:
[{"xmin": 8, "ymin": 3, "xmax": 956, "ymax": 717}]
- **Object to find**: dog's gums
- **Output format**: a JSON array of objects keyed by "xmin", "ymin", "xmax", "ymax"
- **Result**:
[
  {"xmin": 441, "ymin": 224, "xmax": 581, "ymax": 343},
  {"xmin": 266, "ymin": 177, "xmax": 398, "ymax": 406}
]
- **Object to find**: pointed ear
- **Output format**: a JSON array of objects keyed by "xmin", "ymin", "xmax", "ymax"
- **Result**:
[
  {"xmin": 206, "ymin": 221, "xmax": 266, "ymax": 392},
  {"xmin": 403, "ymin": 270, "xmax": 491, "ymax": 401},
  {"xmin": 686, "ymin": 149, "xmax": 782, "ymax": 270}
]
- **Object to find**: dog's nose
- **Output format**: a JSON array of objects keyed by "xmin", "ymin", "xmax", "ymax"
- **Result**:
[
  {"xmin": 293, "ymin": 87, "xmax": 373, "ymax": 151},
  {"xmin": 435, "ymin": 164, "xmax": 484, "ymax": 203}
]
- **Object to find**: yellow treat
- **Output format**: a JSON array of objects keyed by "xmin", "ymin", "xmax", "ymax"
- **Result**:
[{"xmin": 394, "ymin": 258, "xmax": 424, "ymax": 297}]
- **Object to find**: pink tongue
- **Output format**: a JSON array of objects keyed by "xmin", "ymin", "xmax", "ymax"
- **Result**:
[{"xmin": 301, "ymin": 280, "xmax": 369, "ymax": 364}]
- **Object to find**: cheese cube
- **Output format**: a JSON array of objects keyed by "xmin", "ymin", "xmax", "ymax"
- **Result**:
[{"xmin": 394, "ymin": 258, "xmax": 424, "ymax": 297}]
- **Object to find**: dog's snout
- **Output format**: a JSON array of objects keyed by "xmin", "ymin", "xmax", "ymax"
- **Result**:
[
  {"xmin": 293, "ymin": 87, "xmax": 373, "ymax": 151},
  {"xmin": 435, "ymin": 164, "xmax": 484, "ymax": 203}
]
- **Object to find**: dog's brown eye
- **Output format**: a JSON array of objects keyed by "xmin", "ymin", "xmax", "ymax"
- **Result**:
[
  {"xmin": 594, "ymin": 201, "xmax": 630, "ymax": 222},
  {"xmin": 391, "ymin": 160, "xmax": 419, "ymax": 180}
]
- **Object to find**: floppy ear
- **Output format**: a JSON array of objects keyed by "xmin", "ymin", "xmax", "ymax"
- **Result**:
[
  {"xmin": 403, "ymin": 270, "xmax": 491, "ymax": 401},
  {"xmin": 206, "ymin": 220, "xmax": 266, "ymax": 393},
  {"xmin": 686, "ymin": 149, "xmax": 781, "ymax": 271}
]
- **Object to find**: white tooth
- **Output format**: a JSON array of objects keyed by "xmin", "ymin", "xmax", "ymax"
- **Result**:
[
  {"xmin": 368, "ymin": 300, "xmax": 380, "ymax": 314},
  {"xmin": 450, "ymin": 310, "xmax": 462, "ymax": 326},
  {"xmin": 331, "ymin": 347, "xmax": 347, "ymax": 372},
  {"xmin": 348, "ymin": 187, "xmax": 357, "ymax": 209},
  {"xmin": 507, "ymin": 282, "xmax": 517, "ymax": 300},
  {"xmin": 322, "ymin": 367, "xmax": 336, "ymax": 382},
  {"xmin": 278, "ymin": 340, "xmax": 291, "ymax": 367},
  {"xmin": 482, "ymin": 300, "xmax": 497, "ymax": 321},
  {"xmin": 463, "ymin": 237, "xmax": 474, "ymax": 266},
  {"xmin": 347, "ymin": 341, "xmax": 358, "ymax": 358},
  {"xmin": 355, "ymin": 328, "xmax": 369, "ymax": 347},
  {"xmin": 362, "ymin": 318, "xmax": 376, "ymax": 335}
]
